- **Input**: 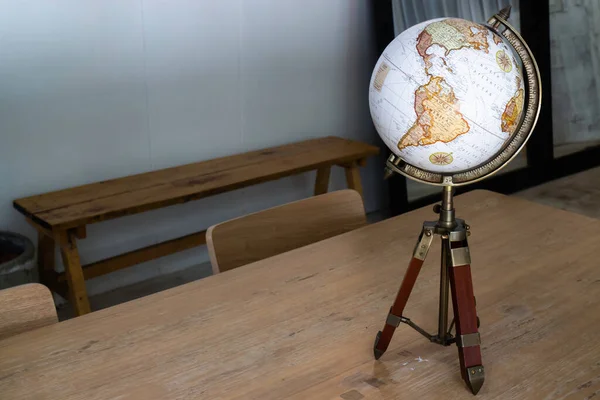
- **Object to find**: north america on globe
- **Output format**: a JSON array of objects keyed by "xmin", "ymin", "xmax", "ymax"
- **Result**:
[{"xmin": 369, "ymin": 18, "xmax": 525, "ymax": 173}]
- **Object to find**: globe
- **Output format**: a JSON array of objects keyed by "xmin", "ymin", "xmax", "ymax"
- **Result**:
[{"xmin": 369, "ymin": 17, "xmax": 525, "ymax": 174}]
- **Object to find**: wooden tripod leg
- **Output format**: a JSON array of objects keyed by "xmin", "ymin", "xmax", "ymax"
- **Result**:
[
  {"xmin": 373, "ymin": 225, "xmax": 434, "ymax": 359},
  {"xmin": 449, "ymin": 239, "xmax": 484, "ymax": 395}
]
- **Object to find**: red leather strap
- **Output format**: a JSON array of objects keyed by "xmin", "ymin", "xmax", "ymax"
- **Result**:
[
  {"xmin": 375, "ymin": 257, "xmax": 425, "ymax": 355},
  {"xmin": 449, "ymin": 263, "xmax": 482, "ymax": 379}
]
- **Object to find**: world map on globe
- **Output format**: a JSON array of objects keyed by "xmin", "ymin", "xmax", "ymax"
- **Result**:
[{"xmin": 369, "ymin": 18, "xmax": 525, "ymax": 174}]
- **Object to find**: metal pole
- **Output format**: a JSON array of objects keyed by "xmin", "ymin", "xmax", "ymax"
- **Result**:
[
  {"xmin": 438, "ymin": 185, "xmax": 456, "ymax": 229},
  {"xmin": 438, "ymin": 237, "xmax": 450, "ymax": 344},
  {"xmin": 437, "ymin": 185, "xmax": 455, "ymax": 344}
]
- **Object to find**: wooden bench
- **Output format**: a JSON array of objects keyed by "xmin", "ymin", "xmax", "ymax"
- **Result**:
[{"xmin": 13, "ymin": 136, "xmax": 379, "ymax": 316}]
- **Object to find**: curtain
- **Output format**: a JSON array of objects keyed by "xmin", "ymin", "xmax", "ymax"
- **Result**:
[
  {"xmin": 550, "ymin": 0, "xmax": 600, "ymax": 145},
  {"xmin": 392, "ymin": 0, "xmax": 520, "ymax": 35}
]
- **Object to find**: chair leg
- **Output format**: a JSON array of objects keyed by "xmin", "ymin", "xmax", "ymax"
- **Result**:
[
  {"xmin": 314, "ymin": 166, "xmax": 331, "ymax": 195},
  {"xmin": 37, "ymin": 231, "xmax": 55, "ymax": 286},
  {"xmin": 344, "ymin": 162, "xmax": 364, "ymax": 197},
  {"xmin": 58, "ymin": 230, "xmax": 91, "ymax": 316}
]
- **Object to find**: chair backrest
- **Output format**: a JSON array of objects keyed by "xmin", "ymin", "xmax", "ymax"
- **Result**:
[
  {"xmin": 0, "ymin": 283, "xmax": 58, "ymax": 340},
  {"xmin": 207, "ymin": 189, "xmax": 367, "ymax": 274}
]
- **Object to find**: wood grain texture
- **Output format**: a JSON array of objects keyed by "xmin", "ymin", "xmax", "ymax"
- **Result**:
[
  {"xmin": 0, "ymin": 284, "xmax": 57, "ymax": 340},
  {"xmin": 13, "ymin": 137, "xmax": 378, "ymax": 230},
  {"xmin": 1, "ymin": 190, "xmax": 599, "ymax": 399},
  {"xmin": 207, "ymin": 190, "xmax": 367, "ymax": 273}
]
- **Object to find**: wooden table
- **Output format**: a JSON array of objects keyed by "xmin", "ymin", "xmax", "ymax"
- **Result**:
[
  {"xmin": 13, "ymin": 136, "xmax": 378, "ymax": 316},
  {"xmin": 2, "ymin": 190, "xmax": 599, "ymax": 399}
]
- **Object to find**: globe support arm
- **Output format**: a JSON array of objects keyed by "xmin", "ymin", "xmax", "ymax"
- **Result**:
[{"xmin": 384, "ymin": 7, "xmax": 542, "ymax": 187}]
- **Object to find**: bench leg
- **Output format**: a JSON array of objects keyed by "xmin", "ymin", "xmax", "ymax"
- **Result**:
[
  {"xmin": 37, "ymin": 231, "xmax": 55, "ymax": 286},
  {"xmin": 58, "ymin": 230, "xmax": 91, "ymax": 316},
  {"xmin": 314, "ymin": 166, "xmax": 331, "ymax": 195},
  {"xmin": 344, "ymin": 162, "xmax": 364, "ymax": 197}
]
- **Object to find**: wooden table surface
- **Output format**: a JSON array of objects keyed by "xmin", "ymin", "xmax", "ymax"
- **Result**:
[{"xmin": 1, "ymin": 190, "xmax": 599, "ymax": 399}]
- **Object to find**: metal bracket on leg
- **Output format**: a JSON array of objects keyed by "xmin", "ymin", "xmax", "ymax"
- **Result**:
[
  {"xmin": 383, "ymin": 310, "xmax": 455, "ymax": 345},
  {"xmin": 373, "ymin": 331, "xmax": 384, "ymax": 359},
  {"xmin": 413, "ymin": 225, "xmax": 435, "ymax": 260},
  {"xmin": 466, "ymin": 366, "xmax": 485, "ymax": 394},
  {"xmin": 457, "ymin": 333, "xmax": 480, "ymax": 348}
]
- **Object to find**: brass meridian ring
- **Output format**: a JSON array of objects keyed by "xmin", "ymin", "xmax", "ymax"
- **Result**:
[{"xmin": 387, "ymin": 14, "xmax": 542, "ymax": 187}]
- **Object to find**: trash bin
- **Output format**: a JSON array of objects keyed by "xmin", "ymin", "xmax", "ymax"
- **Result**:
[{"xmin": 0, "ymin": 231, "xmax": 36, "ymax": 290}]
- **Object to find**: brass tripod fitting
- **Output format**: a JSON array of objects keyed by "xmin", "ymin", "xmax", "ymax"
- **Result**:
[{"xmin": 438, "ymin": 185, "xmax": 456, "ymax": 229}]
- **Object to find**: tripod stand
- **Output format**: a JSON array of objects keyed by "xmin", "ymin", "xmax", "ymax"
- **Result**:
[{"xmin": 373, "ymin": 186, "xmax": 484, "ymax": 395}]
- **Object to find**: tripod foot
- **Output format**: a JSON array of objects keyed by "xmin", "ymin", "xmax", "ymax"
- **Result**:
[
  {"xmin": 373, "ymin": 331, "xmax": 384, "ymax": 360},
  {"xmin": 465, "ymin": 365, "xmax": 485, "ymax": 395}
]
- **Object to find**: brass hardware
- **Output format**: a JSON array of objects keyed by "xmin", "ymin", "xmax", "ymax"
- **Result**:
[
  {"xmin": 447, "ymin": 318, "xmax": 455, "ymax": 335},
  {"xmin": 383, "ymin": 167, "xmax": 394, "ymax": 180},
  {"xmin": 394, "ymin": 187, "xmax": 474, "ymax": 347},
  {"xmin": 449, "ymin": 229, "xmax": 467, "ymax": 242},
  {"xmin": 385, "ymin": 312, "xmax": 402, "ymax": 327},
  {"xmin": 497, "ymin": 5, "xmax": 511, "ymax": 20},
  {"xmin": 412, "ymin": 227, "xmax": 434, "ymax": 261},
  {"xmin": 387, "ymin": 153, "xmax": 402, "ymax": 166},
  {"xmin": 466, "ymin": 366, "xmax": 485, "ymax": 395},
  {"xmin": 458, "ymin": 333, "xmax": 481, "ymax": 348},
  {"xmin": 437, "ymin": 185, "xmax": 456, "ymax": 228},
  {"xmin": 383, "ymin": 154, "xmax": 400, "ymax": 180},
  {"xmin": 387, "ymin": 314, "xmax": 454, "ymax": 345},
  {"xmin": 373, "ymin": 331, "xmax": 384, "ymax": 360},
  {"xmin": 450, "ymin": 247, "xmax": 471, "ymax": 267},
  {"xmin": 438, "ymin": 237, "xmax": 451, "ymax": 345}
]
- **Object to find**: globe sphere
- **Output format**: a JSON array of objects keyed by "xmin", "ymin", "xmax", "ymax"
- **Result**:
[{"xmin": 369, "ymin": 18, "xmax": 525, "ymax": 174}]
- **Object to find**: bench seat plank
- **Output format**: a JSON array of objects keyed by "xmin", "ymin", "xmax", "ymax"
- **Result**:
[{"xmin": 14, "ymin": 137, "xmax": 378, "ymax": 230}]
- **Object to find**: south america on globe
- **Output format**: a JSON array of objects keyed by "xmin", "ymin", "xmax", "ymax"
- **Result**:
[{"xmin": 369, "ymin": 18, "xmax": 525, "ymax": 173}]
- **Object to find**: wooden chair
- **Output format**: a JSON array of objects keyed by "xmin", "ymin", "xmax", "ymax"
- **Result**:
[
  {"xmin": 207, "ymin": 189, "xmax": 367, "ymax": 273},
  {"xmin": 0, "ymin": 283, "xmax": 58, "ymax": 340}
]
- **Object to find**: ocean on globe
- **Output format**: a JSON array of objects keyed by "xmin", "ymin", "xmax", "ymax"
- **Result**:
[{"xmin": 369, "ymin": 18, "xmax": 525, "ymax": 174}]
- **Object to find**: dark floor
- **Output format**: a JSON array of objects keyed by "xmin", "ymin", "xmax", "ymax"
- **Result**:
[{"xmin": 58, "ymin": 166, "xmax": 600, "ymax": 320}]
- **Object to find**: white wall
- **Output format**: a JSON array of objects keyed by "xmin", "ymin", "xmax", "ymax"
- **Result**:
[{"xmin": 0, "ymin": 0, "xmax": 385, "ymax": 296}]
